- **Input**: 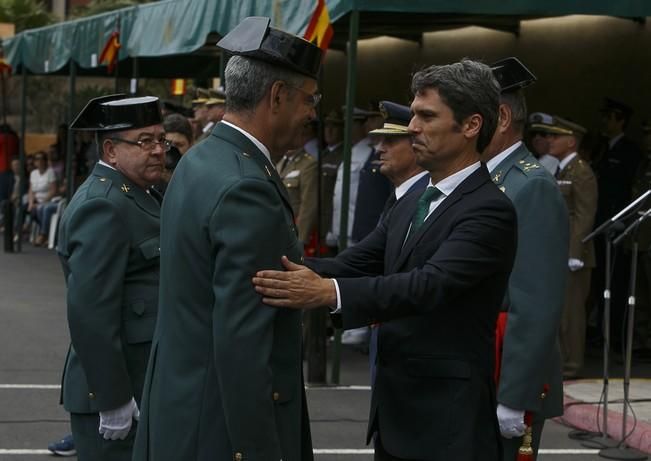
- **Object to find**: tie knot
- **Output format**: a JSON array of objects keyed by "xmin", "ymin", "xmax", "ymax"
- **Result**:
[{"xmin": 419, "ymin": 186, "xmax": 442, "ymax": 205}]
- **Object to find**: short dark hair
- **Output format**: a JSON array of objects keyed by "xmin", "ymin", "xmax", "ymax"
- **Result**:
[
  {"xmin": 163, "ymin": 113, "xmax": 193, "ymax": 144},
  {"xmin": 411, "ymin": 59, "xmax": 500, "ymax": 153}
]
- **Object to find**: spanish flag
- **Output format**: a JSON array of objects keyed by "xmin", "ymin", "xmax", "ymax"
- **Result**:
[
  {"xmin": 171, "ymin": 79, "xmax": 186, "ymax": 96},
  {"xmin": 304, "ymin": 0, "xmax": 333, "ymax": 52},
  {"xmin": 99, "ymin": 31, "xmax": 121, "ymax": 74}
]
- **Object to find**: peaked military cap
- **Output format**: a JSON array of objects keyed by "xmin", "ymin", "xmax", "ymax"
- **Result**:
[
  {"xmin": 531, "ymin": 115, "xmax": 586, "ymax": 137},
  {"xmin": 527, "ymin": 112, "xmax": 554, "ymax": 132},
  {"xmin": 324, "ymin": 109, "xmax": 343, "ymax": 125},
  {"xmin": 70, "ymin": 94, "xmax": 163, "ymax": 131},
  {"xmin": 217, "ymin": 16, "xmax": 323, "ymax": 79},
  {"xmin": 341, "ymin": 106, "xmax": 375, "ymax": 121},
  {"xmin": 369, "ymin": 101, "xmax": 411, "ymax": 136},
  {"xmin": 601, "ymin": 97, "xmax": 633, "ymax": 119},
  {"xmin": 191, "ymin": 87, "xmax": 210, "ymax": 105},
  {"xmin": 490, "ymin": 57, "xmax": 536, "ymax": 93}
]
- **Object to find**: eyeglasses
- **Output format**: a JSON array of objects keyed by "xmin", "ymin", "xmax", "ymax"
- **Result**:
[
  {"xmin": 110, "ymin": 136, "xmax": 172, "ymax": 152},
  {"xmin": 288, "ymin": 85, "xmax": 322, "ymax": 108}
]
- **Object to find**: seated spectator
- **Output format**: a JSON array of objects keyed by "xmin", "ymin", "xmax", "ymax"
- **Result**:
[{"xmin": 27, "ymin": 152, "xmax": 59, "ymax": 246}]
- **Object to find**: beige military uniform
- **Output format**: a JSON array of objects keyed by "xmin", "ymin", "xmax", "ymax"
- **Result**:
[
  {"xmin": 319, "ymin": 144, "xmax": 343, "ymax": 241},
  {"xmin": 277, "ymin": 150, "xmax": 318, "ymax": 244},
  {"xmin": 557, "ymin": 154, "xmax": 598, "ymax": 376}
]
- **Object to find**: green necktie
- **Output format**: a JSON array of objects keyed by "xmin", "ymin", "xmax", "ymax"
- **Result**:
[{"xmin": 407, "ymin": 186, "xmax": 443, "ymax": 239}]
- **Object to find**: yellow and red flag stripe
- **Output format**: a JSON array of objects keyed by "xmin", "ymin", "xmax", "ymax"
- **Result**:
[
  {"xmin": 304, "ymin": 0, "xmax": 334, "ymax": 52},
  {"xmin": 99, "ymin": 31, "xmax": 121, "ymax": 74}
]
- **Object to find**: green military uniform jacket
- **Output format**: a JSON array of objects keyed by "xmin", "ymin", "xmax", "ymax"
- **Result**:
[
  {"xmin": 133, "ymin": 122, "xmax": 312, "ymax": 461},
  {"xmin": 57, "ymin": 163, "xmax": 160, "ymax": 413},
  {"xmin": 490, "ymin": 143, "xmax": 569, "ymax": 419},
  {"xmin": 319, "ymin": 143, "xmax": 343, "ymax": 240},
  {"xmin": 277, "ymin": 150, "xmax": 318, "ymax": 244},
  {"xmin": 557, "ymin": 154, "xmax": 598, "ymax": 268}
]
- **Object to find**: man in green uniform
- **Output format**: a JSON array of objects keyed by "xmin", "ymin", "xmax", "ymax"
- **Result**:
[
  {"xmin": 133, "ymin": 17, "xmax": 322, "ymax": 461},
  {"xmin": 57, "ymin": 94, "xmax": 166, "ymax": 460},
  {"xmin": 483, "ymin": 58, "xmax": 569, "ymax": 460},
  {"xmin": 540, "ymin": 116, "xmax": 598, "ymax": 378}
]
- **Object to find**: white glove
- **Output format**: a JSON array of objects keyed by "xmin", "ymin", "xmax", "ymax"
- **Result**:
[
  {"xmin": 568, "ymin": 258, "xmax": 584, "ymax": 272},
  {"xmin": 99, "ymin": 397, "xmax": 139, "ymax": 440},
  {"xmin": 496, "ymin": 404, "xmax": 526, "ymax": 439},
  {"xmin": 325, "ymin": 231, "xmax": 338, "ymax": 247}
]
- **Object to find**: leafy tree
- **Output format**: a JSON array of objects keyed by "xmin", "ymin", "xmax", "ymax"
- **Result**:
[{"xmin": 0, "ymin": 0, "xmax": 54, "ymax": 32}]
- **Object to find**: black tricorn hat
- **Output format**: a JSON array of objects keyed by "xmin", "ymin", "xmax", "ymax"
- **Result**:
[
  {"xmin": 70, "ymin": 94, "xmax": 163, "ymax": 131},
  {"xmin": 490, "ymin": 57, "xmax": 536, "ymax": 93},
  {"xmin": 217, "ymin": 16, "xmax": 323, "ymax": 79},
  {"xmin": 369, "ymin": 101, "xmax": 411, "ymax": 136}
]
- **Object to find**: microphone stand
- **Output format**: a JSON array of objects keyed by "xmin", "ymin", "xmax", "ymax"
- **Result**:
[
  {"xmin": 598, "ymin": 211, "xmax": 651, "ymax": 460},
  {"xmin": 575, "ymin": 191, "xmax": 651, "ymax": 450}
]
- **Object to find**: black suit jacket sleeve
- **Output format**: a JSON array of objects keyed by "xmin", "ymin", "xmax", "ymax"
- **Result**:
[{"xmin": 332, "ymin": 197, "xmax": 516, "ymax": 329}]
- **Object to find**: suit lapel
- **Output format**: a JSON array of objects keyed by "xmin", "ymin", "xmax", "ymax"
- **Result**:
[
  {"xmin": 392, "ymin": 166, "xmax": 490, "ymax": 272},
  {"xmin": 93, "ymin": 164, "xmax": 160, "ymax": 218},
  {"xmin": 213, "ymin": 123, "xmax": 295, "ymax": 219}
]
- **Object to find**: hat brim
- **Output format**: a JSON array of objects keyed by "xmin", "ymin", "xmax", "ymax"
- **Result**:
[{"xmin": 529, "ymin": 123, "xmax": 574, "ymax": 136}]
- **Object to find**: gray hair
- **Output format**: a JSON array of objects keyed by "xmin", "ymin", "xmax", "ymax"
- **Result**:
[
  {"xmin": 411, "ymin": 59, "xmax": 500, "ymax": 153},
  {"xmin": 225, "ymin": 55, "xmax": 306, "ymax": 114},
  {"xmin": 500, "ymin": 90, "xmax": 527, "ymax": 134}
]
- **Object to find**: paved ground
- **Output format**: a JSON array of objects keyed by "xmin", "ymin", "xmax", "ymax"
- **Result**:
[{"xmin": 2, "ymin": 245, "xmax": 651, "ymax": 460}]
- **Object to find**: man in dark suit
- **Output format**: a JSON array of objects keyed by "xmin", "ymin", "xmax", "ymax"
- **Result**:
[
  {"xmin": 592, "ymin": 98, "xmax": 642, "ymax": 348},
  {"xmin": 484, "ymin": 58, "xmax": 569, "ymax": 460},
  {"xmin": 57, "ymin": 94, "xmax": 166, "ymax": 460},
  {"xmin": 133, "ymin": 17, "xmax": 321, "ymax": 461},
  {"xmin": 253, "ymin": 59, "xmax": 517, "ymax": 461}
]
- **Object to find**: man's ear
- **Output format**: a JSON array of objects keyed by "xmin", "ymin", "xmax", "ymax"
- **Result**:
[
  {"xmin": 103, "ymin": 138, "xmax": 117, "ymax": 165},
  {"xmin": 497, "ymin": 103, "xmax": 512, "ymax": 134},
  {"xmin": 269, "ymin": 81, "xmax": 287, "ymax": 114},
  {"xmin": 462, "ymin": 113, "xmax": 482, "ymax": 140}
]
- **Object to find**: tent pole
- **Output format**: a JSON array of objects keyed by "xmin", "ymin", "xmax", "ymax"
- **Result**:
[
  {"xmin": 66, "ymin": 61, "xmax": 76, "ymax": 202},
  {"xmin": 131, "ymin": 57, "xmax": 138, "ymax": 95},
  {"xmin": 16, "ymin": 66, "xmax": 27, "ymax": 253},
  {"xmin": 331, "ymin": 8, "xmax": 359, "ymax": 385}
]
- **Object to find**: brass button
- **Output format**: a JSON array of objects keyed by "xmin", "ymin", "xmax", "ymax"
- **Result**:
[
  {"xmin": 99, "ymin": 178, "xmax": 106, "ymax": 182},
  {"xmin": 540, "ymin": 392, "xmax": 547, "ymax": 399},
  {"xmin": 272, "ymin": 392, "xmax": 280, "ymax": 401},
  {"xmin": 88, "ymin": 392, "xmax": 95, "ymax": 399},
  {"xmin": 234, "ymin": 452, "xmax": 243, "ymax": 461}
]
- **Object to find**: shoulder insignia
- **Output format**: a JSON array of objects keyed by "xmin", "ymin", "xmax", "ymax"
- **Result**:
[
  {"xmin": 492, "ymin": 171, "xmax": 502, "ymax": 183},
  {"xmin": 264, "ymin": 165, "xmax": 272, "ymax": 177},
  {"xmin": 99, "ymin": 177, "xmax": 107, "ymax": 182},
  {"xmin": 518, "ymin": 160, "xmax": 526, "ymax": 164},
  {"xmin": 523, "ymin": 163, "xmax": 541, "ymax": 172},
  {"xmin": 121, "ymin": 184, "xmax": 130, "ymax": 193},
  {"xmin": 241, "ymin": 152, "xmax": 250, "ymax": 158},
  {"xmin": 499, "ymin": 186, "xmax": 506, "ymax": 193}
]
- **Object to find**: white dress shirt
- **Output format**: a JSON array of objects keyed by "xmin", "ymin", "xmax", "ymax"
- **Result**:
[
  {"xmin": 558, "ymin": 152, "xmax": 577, "ymax": 171},
  {"xmin": 221, "ymin": 120, "xmax": 273, "ymax": 165},
  {"xmin": 485, "ymin": 141, "xmax": 522, "ymax": 173},
  {"xmin": 394, "ymin": 171, "xmax": 429, "ymax": 201}
]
